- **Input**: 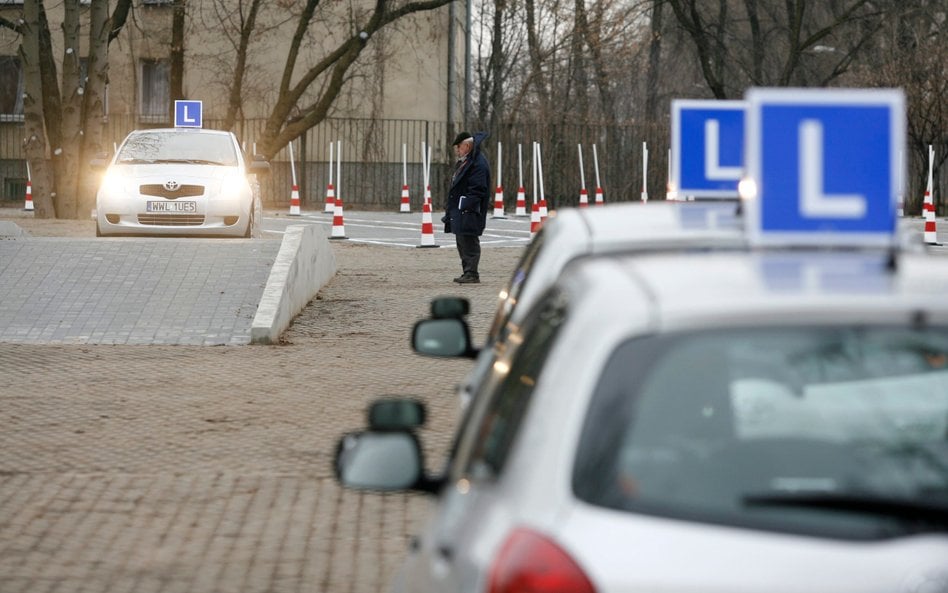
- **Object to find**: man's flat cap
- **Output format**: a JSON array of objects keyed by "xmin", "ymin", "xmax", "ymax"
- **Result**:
[{"xmin": 452, "ymin": 132, "xmax": 473, "ymax": 146}]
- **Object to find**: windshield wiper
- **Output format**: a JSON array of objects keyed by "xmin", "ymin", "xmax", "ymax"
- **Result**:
[
  {"xmin": 744, "ymin": 491, "xmax": 948, "ymax": 525},
  {"xmin": 119, "ymin": 158, "xmax": 227, "ymax": 165},
  {"xmin": 155, "ymin": 158, "xmax": 228, "ymax": 165}
]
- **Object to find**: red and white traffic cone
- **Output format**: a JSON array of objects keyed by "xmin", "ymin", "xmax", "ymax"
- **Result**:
[
  {"xmin": 492, "ymin": 185, "xmax": 506, "ymax": 218},
  {"xmin": 594, "ymin": 187, "xmax": 604, "ymax": 205},
  {"xmin": 323, "ymin": 183, "xmax": 335, "ymax": 213},
  {"xmin": 424, "ymin": 184, "xmax": 432, "ymax": 207},
  {"xmin": 23, "ymin": 180, "xmax": 33, "ymax": 212},
  {"xmin": 330, "ymin": 197, "xmax": 347, "ymax": 240},
  {"xmin": 578, "ymin": 188, "xmax": 589, "ymax": 208},
  {"xmin": 289, "ymin": 184, "xmax": 301, "ymax": 216},
  {"xmin": 530, "ymin": 201, "xmax": 541, "ymax": 238},
  {"xmin": 417, "ymin": 200, "xmax": 438, "ymax": 248},
  {"xmin": 924, "ymin": 186, "xmax": 938, "ymax": 245},
  {"xmin": 539, "ymin": 198, "xmax": 548, "ymax": 222},
  {"xmin": 399, "ymin": 184, "xmax": 411, "ymax": 213},
  {"xmin": 515, "ymin": 186, "xmax": 527, "ymax": 216}
]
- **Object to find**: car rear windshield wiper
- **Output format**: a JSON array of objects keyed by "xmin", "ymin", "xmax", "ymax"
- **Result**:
[{"xmin": 743, "ymin": 491, "xmax": 948, "ymax": 526}]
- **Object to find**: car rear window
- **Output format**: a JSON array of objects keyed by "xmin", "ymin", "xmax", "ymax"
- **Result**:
[{"xmin": 573, "ymin": 326, "xmax": 948, "ymax": 539}]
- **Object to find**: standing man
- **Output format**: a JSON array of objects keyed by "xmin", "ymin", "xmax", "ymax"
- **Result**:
[{"xmin": 443, "ymin": 131, "xmax": 491, "ymax": 284}]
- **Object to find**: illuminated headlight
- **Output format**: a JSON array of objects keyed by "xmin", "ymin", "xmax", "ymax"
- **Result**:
[
  {"xmin": 99, "ymin": 170, "xmax": 129, "ymax": 196},
  {"xmin": 220, "ymin": 174, "xmax": 248, "ymax": 197}
]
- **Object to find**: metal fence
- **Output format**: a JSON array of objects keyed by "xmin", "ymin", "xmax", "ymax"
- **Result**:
[{"xmin": 1, "ymin": 115, "xmax": 945, "ymax": 215}]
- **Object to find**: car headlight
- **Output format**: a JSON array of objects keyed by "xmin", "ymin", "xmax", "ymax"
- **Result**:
[
  {"xmin": 220, "ymin": 174, "xmax": 249, "ymax": 198},
  {"xmin": 99, "ymin": 170, "xmax": 129, "ymax": 196}
]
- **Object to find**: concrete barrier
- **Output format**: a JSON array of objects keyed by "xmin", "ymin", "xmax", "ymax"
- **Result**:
[{"xmin": 251, "ymin": 224, "xmax": 336, "ymax": 344}]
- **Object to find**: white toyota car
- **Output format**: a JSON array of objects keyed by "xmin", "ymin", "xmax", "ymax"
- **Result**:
[{"xmin": 94, "ymin": 128, "xmax": 268, "ymax": 237}]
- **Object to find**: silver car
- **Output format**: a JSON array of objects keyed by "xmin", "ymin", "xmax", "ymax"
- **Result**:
[
  {"xmin": 338, "ymin": 247, "xmax": 948, "ymax": 593},
  {"xmin": 94, "ymin": 128, "xmax": 268, "ymax": 237},
  {"xmin": 433, "ymin": 199, "xmax": 746, "ymax": 408}
]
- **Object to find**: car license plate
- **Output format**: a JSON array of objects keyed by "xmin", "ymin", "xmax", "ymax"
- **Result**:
[{"xmin": 146, "ymin": 201, "xmax": 197, "ymax": 213}]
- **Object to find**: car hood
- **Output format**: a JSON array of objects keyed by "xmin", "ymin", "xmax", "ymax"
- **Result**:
[
  {"xmin": 554, "ymin": 504, "xmax": 948, "ymax": 593},
  {"xmin": 108, "ymin": 164, "xmax": 239, "ymax": 182}
]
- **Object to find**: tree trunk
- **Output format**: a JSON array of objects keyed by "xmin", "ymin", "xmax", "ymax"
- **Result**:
[
  {"xmin": 169, "ymin": 0, "xmax": 187, "ymax": 122},
  {"xmin": 644, "ymin": 0, "xmax": 664, "ymax": 121},
  {"xmin": 525, "ymin": 0, "xmax": 551, "ymax": 116},
  {"xmin": 570, "ymin": 0, "xmax": 589, "ymax": 119},
  {"xmin": 20, "ymin": 0, "xmax": 54, "ymax": 218},
  {"xmin": 56, "ymin": 0, "xmax": 82, "ymax": 219},
  {"xmin": 78, "ymin": 0, "xmax": 111, "ymax": 217},
  {"xmin": 488, "ymin": 0, "xmax": 505, "ymax": 132}
]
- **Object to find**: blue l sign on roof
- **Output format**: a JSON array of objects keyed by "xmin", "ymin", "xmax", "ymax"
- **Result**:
[
  {"xmin": 744, "ymin": 88, "xmax": 904, "ymax": 247},
  {"xmin": 174, "ymin": 100, "xmax": 202, "ymax": 128},
  {"xmin": 671, "ymin": 100, "xmax": 746, "ymax": 198}
]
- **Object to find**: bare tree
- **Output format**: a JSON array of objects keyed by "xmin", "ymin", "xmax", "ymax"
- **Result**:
[
  {"xmin": 9, "ymin": 0, "xmax": 133, "ymax": 219},
  {"xmin": 216, "ymin": 0, "xmax": 265, "ymax": 130},
  {"xmin": 856, "ymin": 0, "xmax": 947, "ymax": 214},
  {"xmin": 665, "ymin": 0, "xmax": 893, "ymax": 98},
  {"xmin": 240, "ymin": 0, "xmax": 456, "ymax": 159}
]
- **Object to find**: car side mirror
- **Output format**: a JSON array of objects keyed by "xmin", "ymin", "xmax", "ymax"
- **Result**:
[
  {"xmin": 334, "ymin": 431, "xmax": 424, "ymax": 491},
  {"xmin": 250, "ymin": 155, "xmax": 270, "ymax": 176},
  {"xmin": 368, "ymin": 399, "xmax": 427, "ymax": 430},
  {"xmin": 90, "ymin": 152, "xmax": 110, "ymax": 170},
  {"xmin": 412, "ymin": 317, "xmax": 475, "ymax": 358},
  {"xmin": 430, "ymin": 296, "xmax": 470, "ymax": 319}
]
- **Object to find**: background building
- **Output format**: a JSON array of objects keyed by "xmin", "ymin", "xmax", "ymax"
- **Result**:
[{"xmin": 0, "ymin": 0, "xmax": 469, "ymax": 211}]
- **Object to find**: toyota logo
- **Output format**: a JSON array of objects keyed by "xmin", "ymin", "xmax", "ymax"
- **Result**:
[{"xmin": 163, "ymin": 180, "xmax": 180, "ymax": 191}]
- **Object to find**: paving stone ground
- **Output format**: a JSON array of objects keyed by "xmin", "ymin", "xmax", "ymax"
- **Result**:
[{"xmin": 0, "ymin": 208, "xmax": 522, "ymax": 593}]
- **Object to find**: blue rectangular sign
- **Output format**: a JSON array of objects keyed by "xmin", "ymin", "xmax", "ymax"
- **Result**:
[
  {"xmin": 744, "ymin": 88, "xmax": 904, "ymax": 247},
  {"xmin": 671, "ymin": 99, "xmax": 746, "ymax": 198},
  {"xmin": 174, "ymin": 100, "xmax": 203, "ymax": 128}
]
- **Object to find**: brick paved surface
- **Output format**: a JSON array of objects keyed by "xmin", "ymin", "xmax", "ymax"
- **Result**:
[
  {"xmin": 0, "ymin": 238, "xmax": 280, "ymax": 345},
  {"xmin": 0, "ymin": 224, "xmax": 520, "ymax": 593}
]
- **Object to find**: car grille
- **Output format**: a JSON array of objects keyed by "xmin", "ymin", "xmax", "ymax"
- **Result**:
[
  {"xmin": 139, "ymin": 184, "xmax": 204, "ymax": 198},
  {"xmin": 137, "ymin": 214, "xmax": 206, "ymax": 226}
]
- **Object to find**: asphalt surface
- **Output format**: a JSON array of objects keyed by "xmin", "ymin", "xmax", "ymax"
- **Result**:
[{"xmin": 0, "ymin": 211, "xmax": 522, "ymax": 593}]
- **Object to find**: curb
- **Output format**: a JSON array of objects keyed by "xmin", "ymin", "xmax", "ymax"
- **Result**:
[{"xmin": 251, "ymin": 224, "xmax": 337, "ymax": 344}]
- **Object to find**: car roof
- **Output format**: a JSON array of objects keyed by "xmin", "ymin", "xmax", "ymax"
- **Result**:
[
  {"xmin": 544, "ymin": 200, "xmax": 743, "ymax": 254},
  {"xmin": 126, "ymin": 128, "xmax": 234, "ymax": 137},
  {"xmin": 556, "ymin": 249, "xmax": 948, "ymax": 334}
]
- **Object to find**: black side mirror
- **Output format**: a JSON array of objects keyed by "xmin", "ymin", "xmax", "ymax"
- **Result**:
[
  {"xmin": 90, "ymin": 152, "xmax": 110, "ymax": 170},
  {"xmin": 430, "ymin": 296, "xmax": 470, "ymax": 319},
  {"xmin": 334, "ymin": 431, "xmax": 424, "ymax": 491},
  {"xmin": 412, "ymin": 317, "xmax": 475, "ymax": 358},
  {"xmin": 368, "ymin": 399, "xmax": 426, "ymax": 430},
  {"xmin": 250, "ymin": 155, "xmax": 270, "ymax": 176}
]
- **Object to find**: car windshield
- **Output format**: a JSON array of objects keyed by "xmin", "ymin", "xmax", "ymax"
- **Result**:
[
  {"xmin": 117, "ymin": 132, "xmax": 238, "ymax": 166},
  {"xmin": 573, "ymin": 326, "xmax": 948, "ymax": 539}
]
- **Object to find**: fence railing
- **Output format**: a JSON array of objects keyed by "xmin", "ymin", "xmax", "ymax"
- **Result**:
[{"xmin": 1, "ymin": 116, "xmax": 945, "ymax": 215}]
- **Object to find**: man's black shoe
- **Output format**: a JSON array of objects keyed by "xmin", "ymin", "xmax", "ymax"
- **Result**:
[{"xmin": 455, "ymin": 273, "xmax": 480, "ymax": 284}]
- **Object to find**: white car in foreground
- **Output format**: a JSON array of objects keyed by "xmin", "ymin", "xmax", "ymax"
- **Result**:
[
  {"xmin": 94, "ymin": 128, "xmax": 268, "ymax": 237},
  {"xmin": 337, "ymin": 246, "xmax": 948, "ymax": 593}
]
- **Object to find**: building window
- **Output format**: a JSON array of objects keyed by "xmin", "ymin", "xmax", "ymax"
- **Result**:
[
  {"xmin": 0, "ymin": 56, "xmax": 24, "ymax": 122},
  {"xmin": 139, "ymin": 58, "xmax": 169, "ymax": 123}
]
